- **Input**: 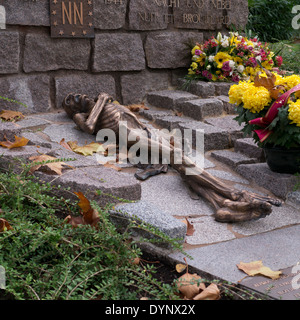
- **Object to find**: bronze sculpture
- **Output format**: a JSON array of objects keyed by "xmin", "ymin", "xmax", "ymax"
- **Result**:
[{"xmin": 62, "ymin": 92, "xmax": 281, "ymax": 223}]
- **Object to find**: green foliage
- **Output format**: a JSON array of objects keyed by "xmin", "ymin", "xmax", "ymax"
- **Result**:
[
  {"xmin": 0, "ymin": 165, "xmax": 180, "ymax": 300},
  {"xmin": 268, "ymin": 41, "xmax": 300, "ymax": 74},
  {"xmin": 247, "ymin": 0, "xmax": 297, "ymax": 42}
]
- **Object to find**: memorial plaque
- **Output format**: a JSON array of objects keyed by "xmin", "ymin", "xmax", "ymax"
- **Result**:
[
  {"xmin": 50, "ymin": 0, "xmax": 94, "ymax": 38},
  {"xmin": 240, "ymin": 266, "xmax": 300, "ymax": 300}
]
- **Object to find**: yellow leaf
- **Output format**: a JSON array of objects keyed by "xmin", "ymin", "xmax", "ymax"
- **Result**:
[
  {"xmin": 0, "ymin": 135, "xmax": 29, "ymax": 149},
  {"xmin": 67, "ymin": 141, "xmax": 105, "ymax": 156},
  {"xmin": 237, "ymin": 260, "xmax": 282, "ymax": 280},
  {"xmin": 0, "ymin": 110, "xmax": 25, "ymax": 121},
  {"xmin": 175, "ymin": 263, "xmax": 187, "ymax": 273}
]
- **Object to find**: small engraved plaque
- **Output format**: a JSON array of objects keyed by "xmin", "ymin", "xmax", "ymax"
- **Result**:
[
  {"xmin": 240, "ymin": 266, "xmax": 300, "ymax": 300},
  {"xmin": 50, "ymin": 0, "xmax": 94, "ymax": 38}
]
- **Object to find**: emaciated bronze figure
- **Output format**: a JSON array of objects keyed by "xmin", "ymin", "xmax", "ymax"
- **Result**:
[{"xmin": 63, "ymin": 92, "xmax": 281, "ymax": 223}]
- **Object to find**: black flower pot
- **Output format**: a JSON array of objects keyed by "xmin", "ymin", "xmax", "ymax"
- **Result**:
[{"xmin": 264, "ymin": 145, "xmax": 300, "ymax": 174}]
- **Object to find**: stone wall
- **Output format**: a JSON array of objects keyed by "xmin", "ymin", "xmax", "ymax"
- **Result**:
[{"xmin": 0, "ymin": 0, "xmax": 248, "ymax": 113}]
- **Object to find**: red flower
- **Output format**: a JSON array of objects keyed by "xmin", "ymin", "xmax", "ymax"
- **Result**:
[{"xmin": 276, "ymin": 56, "xmax": 283, "ymax": 67}]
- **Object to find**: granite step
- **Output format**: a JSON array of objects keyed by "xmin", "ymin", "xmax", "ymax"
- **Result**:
[
  {"xmin": 234, "ymin": 137, "xmax": 265, "ymax": 162},
  {"xmin": 145, "ymin": 89, "xmax": 227, "ymax": 121}
]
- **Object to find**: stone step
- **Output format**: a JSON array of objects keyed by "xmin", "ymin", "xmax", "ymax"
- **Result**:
[
  {"xmin": 236, "ymin": 163, "xmax": 298, "ymax": 199},
  {"xmin": 177, "ymin": 78, "xmax": 234, "ymax": 98},
  {"xmin": 211, "ymin": 150, "xmax": 257, "ymax": 168},
  {"xmin": 234, "ymin": 138, "xmax": 265, "ymax": 161}
]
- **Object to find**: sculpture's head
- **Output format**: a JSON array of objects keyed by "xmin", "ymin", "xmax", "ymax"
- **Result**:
[{"xmin": 62, "ymin": 93, "xmax": 95, "ymax": 118}]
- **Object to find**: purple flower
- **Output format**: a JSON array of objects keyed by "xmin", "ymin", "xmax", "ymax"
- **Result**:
[
  {"xmin": 194, "ymin": 49, "xmax": 203, "ymax": 56},
  {"xmin": 222, "ymin": 61, "xmax": 231, "ymax": 72},
  {"xmin": 202, "ymin": 70, "xmax": 213, "ymax": 80},
  {"xmin": 232, "ymin": 74, "xmax": 240, "ymax": 82}
]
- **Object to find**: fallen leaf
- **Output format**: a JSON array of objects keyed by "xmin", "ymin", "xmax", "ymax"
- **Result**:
[
  {"xmin": 0, "ymin": 110, "xmax": 25, "ymax": 122},
  {"xmin": 29, "ymin": 154, "xmax": 73, "ymax": 175},
  {"xmin": 177, "ymin": 272, "xmax": 205, "ymax": 299},
  {"xmin": 126, "ymin": 104, "xmax": 149, "ymax": 112},
  {"xmin": 181, "ymin": 218, "xmax": 195, "ymax": 236},
  {"xmin": 59, "ymin": 138, "xmax": 73, "ymax": 151},
  {"xmin": 237, "ymin": 260, "xmax": 282, "ymax": 280},
  {"xmin": 0, "ymin": 218, "xmax": 13, "ymax": 232},
  {"xmin": 68, "ymin": 141, "xmax": 105, "ymax": 156},
  {"xmin": 193, "ymin": 283, "xmax": 220, "ymax": 300},
  {"xmin": 176, "ymin": 258, "xmax": 205, "ymax": 299},
  {"xmin": 0, "ymin": 135, "xmax": 29, "ymax": 149},
  {"xmin": 176, "ymin": 263, "xmax": 187, "ymax": 273},
  {"xmin": 103, "ymin": 162, "xmax": 122, "ymax": 172},
  {"xmin": 131, "ymin": 257, "xmax": 141, "ymax": 265},
  {"xmin": 65, "ymin": 192, "xmax": 100, "ymax": 228}
]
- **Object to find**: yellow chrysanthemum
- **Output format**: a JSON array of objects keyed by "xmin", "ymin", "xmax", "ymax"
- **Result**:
[
  {"xmin": 282, "ymin": 75, "xmax": 300, "ymax": 91},
  {"xmin": 214, "ymin": 52, "xmax": 232, "ymax": 68},
  {"xmin": 228, "ymin": 81, "xmax": 254, "ymax": 105},
  {"xmin": 288, "ymin": 99, "xmax": 300, "ymax": 127},
  {"xmin": 188, "ymin": 68, "xmax": 195, "ymax": 75},
  {"xmin": 242, "ymin": 85, "xmax": 272, "ymax": 113}
]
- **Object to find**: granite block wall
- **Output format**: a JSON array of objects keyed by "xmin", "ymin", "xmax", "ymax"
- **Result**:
[{"xmin": 0, "ymin": 0, "xmax": 248, "ymax": 113}]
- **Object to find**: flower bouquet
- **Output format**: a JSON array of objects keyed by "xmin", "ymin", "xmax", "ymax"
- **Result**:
[
  {"xmin": 187, "ymin": 32, "xmax": 283, "ymax": 83},
  {"xmin": 229, "ymin": 70, "xmax": 300, "ymax": 173}
]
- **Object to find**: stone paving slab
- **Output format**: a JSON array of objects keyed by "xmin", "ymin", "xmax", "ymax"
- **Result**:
[
  {"xmin": 0, "ymin": 122, "xmax": 22, "ymax": 141},
  {"xmin": 43, "ymin": 123, "xmax": 97, "ymax": 145},
  {"xmin": 111, "ymin": 201, "xmax": 187, "ymax": 244},
  {"xmin": 169, "ymin": 225, "xmax": 300, "ymax": 284},
  {"xmin": 232, "ymin": 203, "xmax": 300, "ymax": 236},
  {"xmin": 141, "ymin": 174, "xmax": 215, "ymax": 218},
  {"xmin": 35, "ymin": 166, "xmax": 141, "ymax": 206}
]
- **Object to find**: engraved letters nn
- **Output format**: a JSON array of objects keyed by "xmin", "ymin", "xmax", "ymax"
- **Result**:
[{"xmin": 50, "ymin": 0, "xmax": 95, "ymax": 38}]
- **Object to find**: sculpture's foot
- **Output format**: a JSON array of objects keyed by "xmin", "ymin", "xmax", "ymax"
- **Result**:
[
  {"xmin": 214, "ymin": 199, "xmax": 272, "ymax": 223},
  {"xmin": 134, "ymin": 164, "xmax": 168, "ymax": 181}
]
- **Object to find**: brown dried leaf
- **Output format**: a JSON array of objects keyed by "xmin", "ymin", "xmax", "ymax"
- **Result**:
[
  {"xmin": 0, "ymin": 110, "xmax": 25, "ymax": 122},
  {"xmin": 64, "ymin": 192, "xmax": 100, "ymax": 228},
  {"xmin": 29, "ymin": 154, "xmax": 73, "ymax": 175},
  {"xmin": 0, "ymin": 135, "xmax": 29, "ymax": 149},
  {"xmin": 237, "ymin": 260, "xmax": 282, "ymax": 280},
  {"xmin": 126, "ymin": 104, "xmax": 149, "ymax": 112},
  {"xmin": 193, "ymin": 283, "xmax": 220, "ymax": 300},
  {"xmin": 0, "ymin": 218, "xmax": 13, "ymax": 232},
  {"xmin": 59, "ymin": 138, "xmax": 73, "ymax": 151},
  {"xmin": 103, "ymin": 162, "xmax": 122, "ymax": 172},
  {"xmin": 181, "ymin": 218, "xmax": 195, "ymax": 236},
  {"xmin": 177, "ymin": 272, "xmax": 205, "ymax": 299}
]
